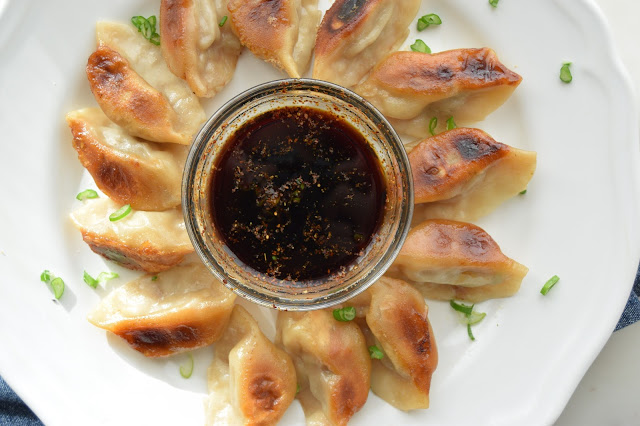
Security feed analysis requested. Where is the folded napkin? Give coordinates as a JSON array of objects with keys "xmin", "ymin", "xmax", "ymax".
[{"xmin": 3, "ymin": 263, "xmax": 640, "ymax": 423}]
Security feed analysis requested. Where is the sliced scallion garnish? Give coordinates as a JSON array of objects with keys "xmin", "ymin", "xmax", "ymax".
[
  {"xmin": 76, "ymin": 189, "xmax": 99, "ymax": 201},
  {"xmin": 219, "ymin": 15, "xmax": 228, "ymax": 27},
  {"xmin": 84, "ymin": 271, "xmax": 119, "ymax": 289},
  {"xmin": 449, "ymin": 300, "xmax": 474, "ymax": 316},
  {"xmin": 467, "ymin": 323, "xmax": 476, "ymax": 341},
  {"xmin": 417, "ymin": 13, "xmax": 442, "ymax": 31},
  {"xmin": 109, "ymin": 204, "xmax": 132, "ymax": 222},
  {"xmin": 41, "ymin": 270, "xmax": 65, "ymax": 299},
  {"xmin": 451, "ymin": 300, "xmax": 486, "ymax": 341},
  {"xmin": 180, "ymin": 353, "xmax": 194, "ymax": 379},
  {"xmin": 83, "ymin": 271, "xmax": 99, "ymax": 289},
  {"xmin": 489, "ymin": 0, "xmax": 499, "ymax": 8},
  {"xmin": 560, "ymin": 62, "xmax": 572, "ymax": 83},
  {"xmin": 428, "ymin": 117, "xmax": 438, "ymax": 136},
  {"xmin": 410, "ymin": 39, "xmax": 431, "ymax": 54},
  {"xmin": 368, "ymin": 345, "xmax": 384, "ymax": 359},
  {"xmin": 296, "ymin": 384, "xmax": 300, "ymax": 395},
  {"xmin": 332, "ymin": 306, "xmax": 356, "ymax": 322},
  {"xmin": 131, "ymin": 15, "xmax": 160, "ymax": 46},
  {"xmin": 519, "ymin": 189, "xmax": 527, "ymax": 195},
  {"xmin": 541, "ymin": 275, "xmax": 560, "ymax": 295},
  {"xmin": 446, "ymin": 116, "xmax": 457, "ymax": 130},
  {"xmin": 151, "ymin": 275, "xmax": 159, "ymax": 281},
  {"xmin": 51, "ymin": 278, "xmax": 65, "ymax": 300}
]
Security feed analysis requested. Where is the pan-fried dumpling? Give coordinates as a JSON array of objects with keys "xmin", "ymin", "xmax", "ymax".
[
  {"xmin": 354, "ymin": 48, "xmax": 522, "ymax": 137},
  {"xmin": 70, "ymin": 198, "xmax": 194, "ymax": 273},
  {"xmin": 339, "ymin": 277, "xmax": 437, "ymax": 411},
  {"xmin": 313, "ymin": 0, "xmax": 421, "ymax": 88},
  {"xmin": 276, "ymin": 310, "xmax": 371, "ymax": 425},
  {"xmin": 410, "ymin": 128, "xmax": 536, "ymax": 223},
  {"xmin": 66, "ymin": 108, "xmax": 187, "ymax": 211},
  {"xmin": 88, "ymin": 262, "xmax": 235, "ymax": 357},
  {"xmin": 227, "ymin": 0, "xmax": 321, "ymax": 78},
  {"xmin": 87, "ymin": 21, "xmax": 206, "ymax": 144},
  {"xmin": 206, "ymin": 305, "xmax": 297, "ymax": 426},
  {"xmin": 160, "ymin": 0, "xmax": 243, "ymax": 97},
  {"xmin": 389, "ymin": 219, "xmax": 528, "ymax": 302}
]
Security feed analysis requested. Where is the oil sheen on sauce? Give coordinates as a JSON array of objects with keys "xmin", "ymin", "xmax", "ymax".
[{"xmin": 210, "ymin": 106, "xmax": 387, "ymax": 282}]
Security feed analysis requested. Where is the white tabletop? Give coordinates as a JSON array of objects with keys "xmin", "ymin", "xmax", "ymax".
[{"xmin": 556, "ymin": 1, "xmax": 640, "ymax": 424}]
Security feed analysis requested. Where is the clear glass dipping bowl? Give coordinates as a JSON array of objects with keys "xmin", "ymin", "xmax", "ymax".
[{"xmin": 182, "ymin": 79, "xmax": 413, "ymax": 310}]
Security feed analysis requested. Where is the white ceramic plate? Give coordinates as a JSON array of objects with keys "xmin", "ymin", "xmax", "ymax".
[{"xmin": 1, "ymin": 0, "xmax": 638, "ymax": 424}]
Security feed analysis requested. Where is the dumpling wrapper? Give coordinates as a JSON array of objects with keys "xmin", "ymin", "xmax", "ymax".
[
  {"xmin": 313, "ymin": 0, "xmax": 421, "ymax": 88},
  {"xmin": 88, "ymin": 262, "xmax": 236, "ymax": 357},
  {"xmin": 276, "ymin": 310, "xmax": 371, "ymax": 426},
  {"xmin": 160, "ymin": 0, "xmax": 243, "ymax": 97},
  {"xmin": 227, "ymin": 0, "xmax": 321, "ymax": 78},
  {"xmin": 354, "ymin": 48, "xmax": 522, "ymax": 137},
  {"xmin": 87, "ymin": 21, "xmax": 206, "ymax": 144},
  {"xmin": 206, "ymin": 305, "xmax": 297, "ymax": 426},
  {"xmin": 66, "ymin": 108, "xmax": 187, "ymax": 211},
  {"xmin": 389, "ymin": 219, "xmax": 529, "ymax": 302},
  {"xmin": 409, "ymin": 128, "xmax": 536, "ymax": 223},
  {"xmin": 70, "ymin": 198, "xmax": 194, "ymax": 273}
]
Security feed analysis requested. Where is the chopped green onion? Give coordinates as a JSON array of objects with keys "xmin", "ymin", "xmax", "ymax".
[
  {"xmin": 410, "ymin": 39, "xmax": 431, "ymax": 54},
  {"xmin": 131, "ymin": 15, "xmax": 160, "ymax": 46},
  {"xmin": 446, "ymin": 116, "xmax": 457, "ymax": 130},
  {"xmin": 219, "ymin": 15, "xmax": 228, "ymax": 27},
  {"xmin": 417, "ymin": 13, "xmax": 442, "ymax": 31},
  {"xmin": 368, "ymin": 345, "xmax": 384, "ymax": 359},
  {"xmin": 151, "ymin": 275, "xmax": 159, "ymax": 281},
  {"xmin": 560, "ymin": 62, "xmax": 572, "ymax": 83},
  {"xmin": 180, "ymin": 353, "xmax": 194, "ymax": 379},
  {"xmin": 450, "ymin": 300, "xmax": 474, "ymax": 316},
  {"xmin": 83, "ymin": 271, "xmax": 99, "ymax": 289},
  {"xmin": 41, "ymin": 270, "xmax": 65, "ymax": 299},
  {"xmin": 332, "ymin": 306, "xmax": 356, "ymax": 322},
  {"xmin": 519, "ymin": 189, "xmax": 527, "ymax": 195},
  {"xmin": 466, "ymin": 311, "xmax": 486, "ymax": 325},
  {"xmin": 541, "ymin": 275, "xmax": 560, "ymax": 295},
  {"xmin": 428, "ymin": 117, "xmax": 438, "ymax": 136},
  {"xmin": 451, "ymin": 300, "xmax": 485, "ymax": 340},
  {"xmin": 76, "ymin": 189, "xmax": 99, "ymax": 201},
  {"xmin": 296, "ymin": 384, "xmax": 300, "ymax": 395},
  {"xmin": 489, "ymin": 0, "xmax": 499, "ymax": 7},
  {"xmin": 51, "ymin": 277, "xmax": 65, "ymax": 299},
  {"xmin": 467, "ymin": 323, "xmax": 476, "ymax": 341},
  {"xmin": 109, "ymin": 204, "xmax": 132, "ymax": 222},
  {"xmin": 84, "ymin": 271, "xmax": 119, "ymax": 289}
]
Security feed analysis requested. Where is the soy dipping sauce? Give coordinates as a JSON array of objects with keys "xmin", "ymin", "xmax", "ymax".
[{"xmin": 209, "ymin": 106, "xmax": 387, "ymax": 282}]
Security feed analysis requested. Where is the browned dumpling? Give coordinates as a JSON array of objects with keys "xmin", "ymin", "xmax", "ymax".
[
  {"xmin": 389, "ymin": 219, "xmax": 528, "ymax": 302},
  {"xmin": 227, "ymin": 0, "xmax": 321, "ymax": 78},
  {"xmin": 70, "ymin": 198, "xmax": 194, "ymax": 273},
  {"xmin": 160, "ymin": 0, "xmax": 243, "ymax": 97},
  {"xmin": 87, "ymin": 21, "xmax": 206, "ymax": 144},
  {"xmin": 313, "ymin": 0, "xmax": 421, "ymax": 88},
  {"xmin": 88, "ymin": 262, "xmax": 236, "ymax": 357},
  {"xmin": 352, "ymin": 277, "xmax": 438, "ymax": 411},
  {"xmin": 409, "ymin": 128, "xmax": 536, "ymax": 223},
  {"xmin": 276, "ymin": 310, "xmax": 371, "ymax": 426},
  {"xmin": 66, "ymin": 108, "xmax": 187, "ymax": 211},
  {"xmin": 206, "ymin": 305, "xmax": 297, "ymax": 426},
  {"xmin": 354, "ymin": 48, "xmax": 523, "ymax": 137}
]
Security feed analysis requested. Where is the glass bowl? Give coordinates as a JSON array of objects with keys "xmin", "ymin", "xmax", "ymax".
[{"xmin": 182, "ymin": 79, "xmax": 413, "ymax": 310}]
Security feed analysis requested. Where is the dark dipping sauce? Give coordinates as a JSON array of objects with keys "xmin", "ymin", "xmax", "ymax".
[{"xmin": 209, "ymin": 106, "xmax": 387, "ymax": 282}]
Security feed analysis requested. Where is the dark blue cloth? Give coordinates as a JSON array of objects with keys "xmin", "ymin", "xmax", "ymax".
[
  {"xmin": 3, "ymin": 262, "xmax": 640, "ymax": 422},
  {"xmin": 0, "ymin": 377, "xmax": 42, "ymax": 425}
]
